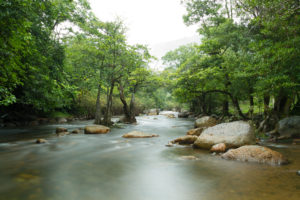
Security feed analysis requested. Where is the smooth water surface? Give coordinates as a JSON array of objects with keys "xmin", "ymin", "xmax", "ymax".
[{"xmin": 0, "ymin": 115, "xmax": 299, "ymax": 200}]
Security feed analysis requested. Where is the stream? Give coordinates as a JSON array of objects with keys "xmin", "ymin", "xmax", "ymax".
[{"xmin": 0, "ymin": 114, "xmax": 299, "ymax": 200}]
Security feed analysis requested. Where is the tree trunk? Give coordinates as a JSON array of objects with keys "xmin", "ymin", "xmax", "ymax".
[
  {"xmin": 201, "ymin": 93, "xmax": 207, "ymax": 114},
  {"xmin": 274, "ymin": 94, "xmax": 291, "ymax": 117},
  {"xmin": 248, "ymin": 94, "xmax": 254, "ymax": 118},
  {"xmin": 103, "ymin": 81, "xmax": 115, "ymax": 126},
  {"xmin": 94, "ymin": 83, "xmax": 102, "ymax": 124},
  {"xmin": 222, "ymin": 100, "xmax": 229, "ymax": 116},
  {"xmin": 263, "ymin": 95, "xmax": 270, "ymax": 116},
  {"xmin": 232, "ymin": 97, "xmax": 246, "ymax": 119},
  {"xmin": 129, "ymin": 91, "xmax": 137, "ymax": 123},
  {"xmin": 118, "ymin": 83, "xmax": 130, "ymax": 120}
]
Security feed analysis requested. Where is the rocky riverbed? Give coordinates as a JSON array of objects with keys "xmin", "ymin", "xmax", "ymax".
[{"xmin": 0, "ymin": 114, "xmax": 299, "ymax": 200}]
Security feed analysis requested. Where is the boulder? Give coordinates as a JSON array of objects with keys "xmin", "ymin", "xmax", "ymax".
[
  {"xmin": 221, "ymin": 145, "xmax": 288, "ymax": 165},
  {"xmin": 194, "ymin": 121, "xmax": 255, "ymax": 149},
  {"xmin": 148, "ymin": 109, "xmax": 159, "ymax": 116},
  {"xmin": 277, "ymin": 116, "xmax": 300, "ymax": 139},
  {"xmin": 178, "ymin": 111, "xmax": 189, "ymax": 118},
  {"xmin": 71, "ymin": 129, "xmax": 80, "ymax": 134},
  {"xmin": 186, "ymin": 127, "xmax": 206, "ymax": 136},
  {"xmin": 56, "ymin": 127, "xmax": 68, "ymax": 133},
  {"xmin": 57, "ymin": 118, "xmax": 67, "ymax": 124},
  {"xmin": 166, "ymin": 114, "xmax": 175, "ymax": 118},
  {"xmin": 84, "ymin": 125, "xmax": 110, "ymax": 134},
  {"xmin": 210, "ymin": 143, "xmax": 226, "ymax": 153},
  {"xmin": 194, "ymin": 116, "xmax": 217, "ymax": 128},
  {"xmin": 170, "ymin": 135, "xmax": 198, "ymax": 145},
  {"xmin": 36, "ymin": 138, "xmax": 47, "ymax": 144},
  {"xmin": 122, "ymin": 131, "xmax": 158, "ymax": 138}
]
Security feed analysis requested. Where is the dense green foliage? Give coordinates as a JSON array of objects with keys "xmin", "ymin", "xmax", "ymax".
[
  {"xmin": 161, "ymin": 0, "xmax": 300, "ymax": 121},
  {"xmin": 1, "ymin": 0, "xmax": 299, "ymax": 127}
]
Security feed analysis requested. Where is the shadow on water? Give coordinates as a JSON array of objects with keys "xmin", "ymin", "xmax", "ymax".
[{"xmin": 0, "ymin": 114, "xmax": 299, "ymax": 200}]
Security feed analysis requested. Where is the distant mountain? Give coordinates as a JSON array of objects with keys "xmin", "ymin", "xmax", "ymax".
[
  {"xmin": 149, "ymin": 35, "xmax": 201, "ymax": 71},
  {"xmin": 150, "ymin": 35, "xmax": 201, "ymax": 59}
]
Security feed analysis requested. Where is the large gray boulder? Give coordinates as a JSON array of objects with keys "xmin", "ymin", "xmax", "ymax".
[
  {"xmin": 277, "ymin": 116, "xmax": 300, "ymax": 139},
  {"xmin": 194, "ymin": 121, "xmax": 255, "ymax": 149},
  {"xmin": 194, "ymin": 116, "xmax": 217, "ymax": 128},
  {"xmin": 221, "ymin": 145, "xmax": 288, "ymax": 165}
]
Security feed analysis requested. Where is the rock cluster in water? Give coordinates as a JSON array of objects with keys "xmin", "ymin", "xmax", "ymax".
[{"xmin": 168, "ymin": 116, "xmax": 288, "ymax": 166}]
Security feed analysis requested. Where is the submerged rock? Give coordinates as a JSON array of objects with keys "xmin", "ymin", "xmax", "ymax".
[
  {"xmin": 165, "ymin": 142, "xmax": 174, "ymax": 147},
  {"xmin": 56, "ymin": 127, "xmax": 68, "ymax": 133},
  {"xmin": 170, "ymin": 135, "xmax": 198, "ymax": 145},
  {"xmin": 194, "ymin": 116, "xmax": 217, "ymax": 128},
  {"xmin": 194, "ymin": 121, "xmax": 255, "ymax": 149},
  {"xmin": 186, "ymin": 127, "xmax": 206, "ymax": 136},
  {"xmin": 71, "ymin": 129, "xmax": 80, "ymax": 134},
  {"xmin": 35, "ymin": 138, "xmax": 47, "ymax": 144},
  {"xmin": 84, "ymin": 125, "xmax": 110, "ymax": 134},
  {"xmin": 210, "ymin": 143, "xmax": 226, "ymax": 153},
  {"xmin": 122, "ymin": 131, "xmax": 159, "ymax": 138},
  {"xmin": 221, "ymin": 145, "xmax": 288, "ymax": 165},
  {"xmin": 166, "ymin": 114, "xmax": 176, "ymax": 118},
  {"xmin": 57, "ymin": 132, "xmax": 69, "ymax": 136},
  {"xmin": 277, "ymin": 116, "xmax": 300, "ymax": 139},
  {"xmin": 179, "ymin": 156, "xmax": 198, "ymax": 160}
]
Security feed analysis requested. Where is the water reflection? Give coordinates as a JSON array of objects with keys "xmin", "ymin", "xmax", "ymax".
[{"xmin": 0, "ymin": 115, "xmax": 299, "ymax": 200}]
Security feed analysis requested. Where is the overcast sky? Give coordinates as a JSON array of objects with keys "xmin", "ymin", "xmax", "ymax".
[{"xmin": 88, "ymin": 0, "xmax": 198, "ymax": 46}]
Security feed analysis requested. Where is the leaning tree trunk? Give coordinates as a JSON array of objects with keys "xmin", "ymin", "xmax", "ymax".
[
  {"xmin": 231, "ymin": 97, "xmax": 247, "ymax": 119},
  {"xmin": 118, "ymin": 83, "xmax": 131, "ymax": 122}
]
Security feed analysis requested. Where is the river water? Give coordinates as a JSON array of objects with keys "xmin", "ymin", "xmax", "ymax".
[{"xmin": 0, "ymin": 114, "xmax": 299, "ymax": 200}]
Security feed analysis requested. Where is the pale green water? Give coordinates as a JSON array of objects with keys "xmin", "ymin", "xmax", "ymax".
[{"xmin": 0, "ymin": 115, "xmax": 299, "ymax": 200}]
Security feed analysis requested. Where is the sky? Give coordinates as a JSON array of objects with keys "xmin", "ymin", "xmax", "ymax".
[{"xmin": 88, "ymin": 0, "xmax": 198, "ymax": 47}]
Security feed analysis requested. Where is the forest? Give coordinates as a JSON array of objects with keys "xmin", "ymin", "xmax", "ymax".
[{"xmin": 1, "ymin": 0, "xmax": 300, "ymax": 132}]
